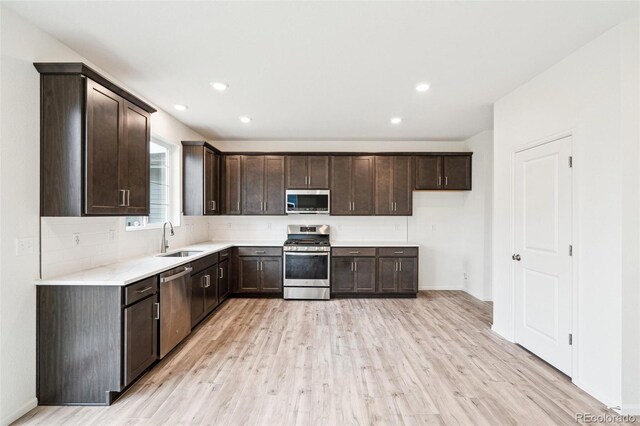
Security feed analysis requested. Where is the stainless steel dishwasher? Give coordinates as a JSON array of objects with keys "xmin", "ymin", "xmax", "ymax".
[{"xmin": 159, "ymin": 264, "xmax": 192, "ymax": 358}]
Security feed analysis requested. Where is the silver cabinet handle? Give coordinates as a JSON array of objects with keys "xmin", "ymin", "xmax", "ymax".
[
  {"xmin": 260, "ymin": 261, "xmax": 263, "ymax": 271},
  {"xmin": 154, "ymin": 302, "xmax": 160, "ymax": 320},
  {"xmin": 213, "ymin": 200, "xmax": 216, "ymax": 211},
  {"xmin": 201, "ymin": 275, "xmax": 207, "ymax": 288},
  {"xmin": 219, "ymin": 267, "xmax": 224, "ymax": 279},
  {"xmin": 127, "ymin": 190, "xmax": 131, "ymax": 206},
  {"xmin": 136, "ymin": 286, "xmax": 153, "ymax": 294},
  {"xmin": 354, "ymin": 261, "xmax": 357, "ymax": 272},
  {"xmin": 445, "ymin": 176, "xmax": 448, "ymax": 187},
  {"xmin": 119, "ymin": 189, "xmax": 127, "ymax": 207},
  {"xmin": 399, "ymin": 261, "xmax": 402, "ymax": 272},
  {"xmin": 237, "ymin": 202, "xmax": 240, "ymax": 211},
  {"xmin": 160, "ymin": 266, "xmax": 193, "ymax": 283},
  {"xmin": 351, "ymin": 261, "xmax": 354, "ymax": 272},
  {"xmin": 308, "ymin": 175, "xmax": 312, "ymax": 186},
  {"xmin": 438, "ymin": 176, "xmax": 442, "ymax": 187},
  {"xmin": 305, "ymin": 176, "xmax": 308, "ymax": 185},
  {"xmin": 395, "ymin": 261, "xmax": 398, "ymax": 272},
  {"xmin": 394, "ymin": 251, "xmax": 404, "ymax": 254},
  {"xmin": 348, "ymin": 251, "xmax": 360, "ymax": 254},
  {"xmin": 255, "ymin": 250, "xmax": 266, "ymax": 254}
]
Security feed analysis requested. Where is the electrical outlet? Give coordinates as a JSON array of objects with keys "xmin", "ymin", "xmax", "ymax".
[
  {"xmin": 463, "ymin": 272, "xmax": 468, "ymax": 280},
  {"xmin": 108, "ymin": 229, "xmax": 116, "ymax": 241},
  {"xmin": 73, "ymin": 233, "xmax": 80, "ymax": 246},
  {"xmin": 15, "ymin": 237, "xmax": 34, "ymax": 256}
]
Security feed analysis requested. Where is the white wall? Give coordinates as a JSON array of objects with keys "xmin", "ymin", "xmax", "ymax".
[
  {"xmin": 0, "ymin": 7, "xmax": 209, "ymax": 424},
  {"xmin": 493, "ymin": 18, "xmax": 639, "ymax": 413},
  {"xmin": 208, "ymin": 136, "xmax": 493, "ymax": 296}
]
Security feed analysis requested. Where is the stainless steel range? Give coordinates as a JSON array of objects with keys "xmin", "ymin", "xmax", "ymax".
[{"xmin": 283, "ymin": 225, "xmax": 330, "ymax": 300}]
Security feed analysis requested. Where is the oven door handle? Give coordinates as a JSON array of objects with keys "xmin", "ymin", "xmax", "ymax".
[{"xmin": 284, "ymin": 252, "xmax": 329, "ymax": 256}]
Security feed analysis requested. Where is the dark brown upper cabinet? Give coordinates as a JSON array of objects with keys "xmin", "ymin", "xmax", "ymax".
[
  {"xmin": 242, "ymin": 156, "xmax": 285, "ymax": 215},
  {"xmin": 222, "ymin": 155, "xmax": 242, "ymax": 215},
  {"xmin": 330, "ymin": 156, "xmax": 374, "ymax": 215},
  {"xmin": 374, "ymin": 156, "xmax": 413, "ymax": 215},
  {"xmin": 182, "ymin": 141, "xmax": 220, "ymax": 216},
  {"xmin": 36, "ymin": 63, "xmax": 155, "ymax": 216},
  {"xmin": 285, "ymin": 155, "xmax": 330, "ymax": 189},
  {"xmin": 415, "ymin": 154, "xmax": 472, "ymax": 191}
]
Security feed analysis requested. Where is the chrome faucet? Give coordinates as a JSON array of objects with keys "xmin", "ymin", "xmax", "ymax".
[{"xmin": 161, "ymin": 221, "xmax": 175, "ymax": 253}]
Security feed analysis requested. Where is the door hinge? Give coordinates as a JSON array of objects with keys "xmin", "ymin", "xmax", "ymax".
[
  {"xmin": 569, "ymin": 245, "xmax": 573, "ymax": 256},
  {"xmin": 568, "ymin": 156, "xmax": 573, "ymax": 168},
  {"xmin": 569, "ymin": 334, "xmax": 573, "ymax": 345}
]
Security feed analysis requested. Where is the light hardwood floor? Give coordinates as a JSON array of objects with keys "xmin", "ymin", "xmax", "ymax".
[{"xmin": 17, "ymin": 291, "xmax": 620, "ymax": 425}]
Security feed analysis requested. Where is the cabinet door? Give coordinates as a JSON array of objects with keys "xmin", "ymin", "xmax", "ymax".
[
  {"xmin": 331, "ymin": 258, "xmax": 355, "ymax": 293},
  {"xmin": 330, "ymin": 156, "xmax": 352, "ymax": 215},
  {"xmin": 124, "ymin": 294, "xmax": 158, "ymax": 386},
  {"xmin": 415, "ymin": 156, "xmax": 442, "ymax": 190},
  {"xmin": 243, "ymin": 156, "xmax": 265, "ymax": 214},
  {"xmin": 260, "ymin": 257, "xmax": 282, "ymax": 292},
  {"xmin": 352, "ymin": 156, "xmax": 374, "ymax": 215},
  {"xmin": 121, "ymin": 100, "xmax": 150, "ymax": 215},
  {"xmin": 190, "ymin": 270, "xmax": 206, "ymax": 327},
  {"xmin": 393, "ymin": 156, "xmax": 413, "ymax": 215},
  {"xmin": 374, "ymin": 156, "xmax": 394, "ymax": 215},
  {"xmin": 85, "ymin": 79, "xmax": 123, "ymax": 214},
  {"xmin": 286, "ymin": 156, "xmax": 308, "ymax": 189},
  {"xmin": 378, "ymin": 258, "xmax": 398, "ymax": 292},
  {"xmin": 354, "ymin": 258, "xmax": 376, "ymax": 292},
  {"xmin": 218, "ymin": 259, "xmax": 230, "ymax": 301},
  {"xmin": 308, "ymin": 156, "xmax": 330, "ymax": 189},
  {"xmin": 204, "ymin": 266, "xmax": 219, "ymax": 313},
  {"xmin": 224, "ymin": 155, "xmax": 242, "ymax": 215},
  {"xmin": 443, "ymin": 155, "xmax": 471, "ymax": 190},
  {"xmin": 397, "ymin": 258, "xmax": 418, "ymax": 293},
  {"xmin": 264, "ymin": 156, "xmax": 285, "ymax": 215},
  {"xmin": 204, "ymin": 149, "xmax": 219, "ymax": 214},
  {"xmin": 238, "ymin": 257, "xmax": 261, "ymax": 292}
]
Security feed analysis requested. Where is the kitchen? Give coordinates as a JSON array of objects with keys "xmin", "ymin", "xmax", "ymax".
[{"xmin": 1, "ymin": 1, "xmax": 639, "ymax": 425}]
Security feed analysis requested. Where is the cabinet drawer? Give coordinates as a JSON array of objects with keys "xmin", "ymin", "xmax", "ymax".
[
  {"xmin": 237, "ymin": 247, "xmax": 282, "ymax": 257},
  {"xmin": 332, "ymin": 247, "xmax": 376, "ymax": 257},
  {"xmin": 124, "ymin": 276, "xmax": 158, "ymax": 306},
  {"xmin": 192, "ymin": 253, "xmax": 219, "ymax": 274},
  {"xmin": 218, "ymin": 249, "xmax": 231, "ymax": 260},
  {"xmin": 378, "ymin": 247, "xmax": 418, "ymax": 257}
]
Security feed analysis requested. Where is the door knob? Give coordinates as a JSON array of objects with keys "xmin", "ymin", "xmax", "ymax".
[{"xmin": 512, "ymin": 254, "xmax": 521, "ymax": 261}]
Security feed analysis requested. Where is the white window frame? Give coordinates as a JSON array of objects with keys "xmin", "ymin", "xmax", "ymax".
[{"xmin": 125, "ymin": 136, "xmax": 180, "ymax": 231}]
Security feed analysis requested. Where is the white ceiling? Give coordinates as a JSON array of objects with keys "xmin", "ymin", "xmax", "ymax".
[{"xmin": 6, "ymin": 1, "xmax": 638, "ymax": 141}]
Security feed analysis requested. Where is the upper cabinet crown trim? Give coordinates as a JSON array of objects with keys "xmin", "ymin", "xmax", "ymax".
[{"xmin": 34, "ymin": 62, "xmax": 157, "ymax": 114}]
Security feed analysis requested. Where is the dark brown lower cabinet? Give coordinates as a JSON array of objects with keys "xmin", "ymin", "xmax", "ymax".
[
  {"xmin": 331, "ymin": 257, "xmax": 376, "ymax": 294},
  {"xmin": 37, "ymin": 277, "xmax": 160, "ymax": 405},
  {"xmin": 191, "ymin": 260, "xmax": 220, "ymax": 327},
  {"xmin": 236, "ymin": 248, "xmax": 283, "ymax": 293},
  {"xmin": 332, "ymin": 247, "xmax": 419, "ymax": 296},
  {"xmin": 124, "ymin": 294, "xmax": 158, "ymax": 386},
  {"xmin": 378, "ymin": 257, "xmax": 418, "ymax": 293},
  {"xmin": 218, "ymin": 259, "xmax": 230, "ymax": 301}
]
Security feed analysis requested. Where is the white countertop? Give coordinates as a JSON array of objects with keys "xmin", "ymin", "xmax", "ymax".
[
  {"xmin": 37, "ymin": 241, "xmax": 283, "ymax": 287},
  {"xmin": 37, "ymin": 239, "xmax": 417, "ymax": 286},
  {"xmin": 331, "ymin": 241, "xmax": 420, "ymax": 247}
]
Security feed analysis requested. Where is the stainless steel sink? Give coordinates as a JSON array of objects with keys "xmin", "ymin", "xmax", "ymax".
[{"xmin": 158, "ymin": 250, "xmax": 203, "ymax": 258}]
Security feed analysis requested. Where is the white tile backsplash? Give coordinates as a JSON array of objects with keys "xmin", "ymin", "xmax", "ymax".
[{"xmin": 41, "ymin": 216, "xmax": 211, "ymax": 279}]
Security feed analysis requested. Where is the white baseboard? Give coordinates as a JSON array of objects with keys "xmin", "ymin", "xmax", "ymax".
[
  {"xmin": 2, "ymin": 397, "xmax": 37, "ymax": 425},
  {"xmin": 572, "ymin": 378, "xmax": 620, "ymax": 413},
  {"xmin": 616, "ymin": 405, "xmax": 640, "ymax": 415}
]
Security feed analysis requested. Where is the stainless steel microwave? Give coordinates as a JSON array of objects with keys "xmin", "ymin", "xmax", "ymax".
[{"xmin": 286, "ymin": 190, "xmax": 330, "ymax": 214}]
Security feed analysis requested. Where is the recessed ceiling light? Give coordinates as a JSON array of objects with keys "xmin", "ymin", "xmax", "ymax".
[
  {"xmin": 239, "ymin": 116, "xmax": 252, "ymax": 124},
  {"xmin": 174, "ymin": 104, "xmax": 188, "ymax": 111},
  {"xmin": 210, "ymin": 82, "xmax": 228, "ymax": 92},
  {"xmin": 390, "ymin": 117, "xmax": 402, "ymax": 125},
  {"xmin": 415, "ymin": 82, "xmax": 430, "ymax": 92}
]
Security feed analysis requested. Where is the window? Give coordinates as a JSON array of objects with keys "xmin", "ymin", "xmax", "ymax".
[{"xmin": 126, "ymin": 140, "xmax": 173, "ymax": 229}]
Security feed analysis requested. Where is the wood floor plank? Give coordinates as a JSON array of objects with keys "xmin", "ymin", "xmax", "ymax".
[{"xmin": 15, "ymin": 291, "xmax": 618, "ymax": 425}]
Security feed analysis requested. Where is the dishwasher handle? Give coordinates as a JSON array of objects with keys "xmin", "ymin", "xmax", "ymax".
[{"xmin": 160, "ymin": 266, "xmax": 193, "ymax": 283}]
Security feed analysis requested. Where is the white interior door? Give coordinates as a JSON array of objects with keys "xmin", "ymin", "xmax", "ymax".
[{"xmin": 514, "ymin": 136, "xmax": 573, "ymax": 375}]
